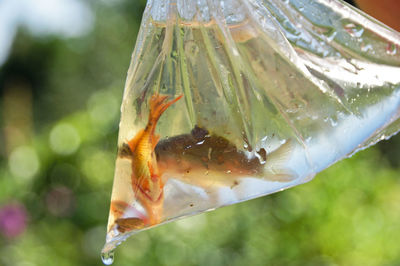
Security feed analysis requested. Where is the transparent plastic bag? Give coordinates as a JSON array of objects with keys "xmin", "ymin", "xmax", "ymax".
[{"xmin": 102, "ymin": 0, "xmax": 400, "ymax": 263}]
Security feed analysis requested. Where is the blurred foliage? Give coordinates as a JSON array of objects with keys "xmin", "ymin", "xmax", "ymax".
[{"xmin": 0, "ymin": 0, "xmax": 400, "ymax": 265}]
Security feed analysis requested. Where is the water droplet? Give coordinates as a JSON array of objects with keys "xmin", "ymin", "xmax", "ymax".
[{"xmin": 101, "ymin": 251, "xmax": 114, "ymax": 265}]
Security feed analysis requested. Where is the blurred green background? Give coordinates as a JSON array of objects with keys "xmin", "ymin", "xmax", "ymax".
[{"xmin": 0, "ymin": 0, "xmax": 400, "ymax": 265}]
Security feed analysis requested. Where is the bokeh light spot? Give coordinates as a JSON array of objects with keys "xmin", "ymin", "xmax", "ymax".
[
  {"xmin": 8, "ymin": 146, "xmax": 40, "ymax": 180},
  {"xmin": 0, "ymin": 202, "xmax": 28, "ymax": 239},
  {"xmin": 81, "ymin": 149, "xmax": 114, "ymax": 185},
  {"xmin": 45, "ymin": 186, "xmax": 75, "ymax": 217},
  {"xmin": 49, "ymin": 123, "xmax": 81, "ymax": 155},
  {"xmin": 87, "ymin": 90, "xmax": 119, "ymax": 129}
]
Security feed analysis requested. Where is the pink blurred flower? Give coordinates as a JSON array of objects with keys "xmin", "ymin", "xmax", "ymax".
[{"xmin": 0, "ymin": 202, "xmax": 28, "ymax": 239}]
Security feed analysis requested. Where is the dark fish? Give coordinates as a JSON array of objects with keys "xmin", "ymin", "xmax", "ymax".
[
  {"xmin": 153, "ymin": 126, "xmax": 295, "ymax": 188},
  {"xmin": 155, "ymin": 126, "xmax": 265, "ymax": 176}
]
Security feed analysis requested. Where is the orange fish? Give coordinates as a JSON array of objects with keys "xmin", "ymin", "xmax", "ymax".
[
  {"xmin": 110, "ymin": 94, "xmax": 182, "ymax": 231},
  {"xmin": 129, "ymin": 94, "xmax": 182, "ymax": 225}
]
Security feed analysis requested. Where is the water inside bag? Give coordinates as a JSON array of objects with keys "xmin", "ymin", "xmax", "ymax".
[{"xmin": 102, "ymin": 0, "xmax": 400, "ymax": 262}]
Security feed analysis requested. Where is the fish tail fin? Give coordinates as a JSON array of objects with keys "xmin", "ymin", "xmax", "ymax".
[
  {"xmin": 148, "ymin": 94, "xmax": 183, "ymax": 127},
  {"xmin": 263, "ymin": 139, "xmax": 297, "ymax": 182}
]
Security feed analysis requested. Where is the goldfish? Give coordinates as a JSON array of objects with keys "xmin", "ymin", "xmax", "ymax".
[{"xmin": 109, "ymin": 94, "xmax": 182, "ymax": 233}]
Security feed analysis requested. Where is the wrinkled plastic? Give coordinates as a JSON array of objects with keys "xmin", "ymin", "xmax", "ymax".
[{"xmin": 102, "ymin": 0, "xmax": 400, "ymax": 261}]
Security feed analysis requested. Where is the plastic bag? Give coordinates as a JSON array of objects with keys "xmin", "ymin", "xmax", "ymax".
[{"xmin": 102, "ymin": 0, "xmax": 400, "ymax": 263}]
